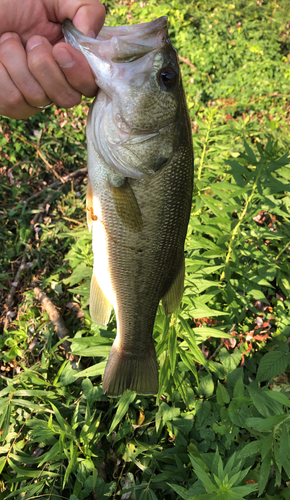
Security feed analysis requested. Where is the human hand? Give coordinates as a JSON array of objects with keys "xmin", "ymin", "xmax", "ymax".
[{"xmin": 0, "ymin": 0, "xmax": 105, "ymax": 119}]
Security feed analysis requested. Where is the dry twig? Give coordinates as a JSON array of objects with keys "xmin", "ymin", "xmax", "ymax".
[
  {"xmin": 10, "ymin": 131, "xmax": 62, "ymax": 179},
  {"xmin": 178, "ymin": 55, "xmax": 197, "ymax": 70},
  {"xmin": 33, "ymin": 286, "xmax": 79, "ymax": 368},
  {"xmin": 25, "ymin": 167, "xmax": 88, "ymax": 204}
]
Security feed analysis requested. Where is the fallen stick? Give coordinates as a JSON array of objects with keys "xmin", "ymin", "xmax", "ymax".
[
  {"xmin": 25, "ymin": 167, "xmax": 88, "ymax": 204},
  {"xmin": 178, "ymin": 55, "xmax": 197, "ymax": 70},
  {"xmin": 33, "ymin": 286, "xmax": 79, "ymax": 368}
]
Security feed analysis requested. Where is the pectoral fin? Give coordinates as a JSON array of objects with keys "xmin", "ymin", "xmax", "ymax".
[
  {"xmin": 109, "ymin": 178, "xmax": 143, "ymax": 232},
  {"xmin": 86, "ymin": 179, "xmax": 94, "ymax": 233},
  {"xmin": 162, "ymin": 256, "xmax": 185, "ymax": 316},
  {"xmin": 90, "ymin": 273, "xmax": 112, "ymax": 326}
]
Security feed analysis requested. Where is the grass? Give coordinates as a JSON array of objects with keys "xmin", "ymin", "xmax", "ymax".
[{"xmin": 1, "ymin": 0, "xmax": 290, "ymax": 498}]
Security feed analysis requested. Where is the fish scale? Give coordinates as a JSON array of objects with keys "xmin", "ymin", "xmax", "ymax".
[{"xmin": 63, "ymin": 17, "xmax": 193, "ymax": 396}]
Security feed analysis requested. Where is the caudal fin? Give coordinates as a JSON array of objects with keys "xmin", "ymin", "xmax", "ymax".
[{"xmin": 102, "ymin": 342, "xmax": 158, "ymax": 397}]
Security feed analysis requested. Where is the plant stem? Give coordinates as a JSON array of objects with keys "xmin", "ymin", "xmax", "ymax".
[
  {"xmin": 275, "ymin": 240, "xmax": 290, "ymax": 262},
  {"xmin": 197, "ymin": 108, "xmax": 216, "ymax": 182},
  {"xmin": 220, "ymin": 162, "xmax": 264, "ymax": 281}
]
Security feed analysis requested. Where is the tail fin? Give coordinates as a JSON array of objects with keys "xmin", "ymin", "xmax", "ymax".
[{"xmin": 102, "ymin": 342, "xmax": 158, "ymax": 397}]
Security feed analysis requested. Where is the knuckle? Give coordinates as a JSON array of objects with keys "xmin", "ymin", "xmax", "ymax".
[
  {"xmin": 28, "ymin": 53, "xmax": 47, "ymax": 74},
  {"xmin": 0, "ymin": 91, "xmax": 25, "ymax": 118},
  {"xmin": 24, "ymin": 81, "xmax": 47, "ymax": 106},
  {"xmin": 6, "ymin": 88, "xmax": 23, "ymax": 109},
  {"xmin": 54, "ymin": 90, "xmax": 81, "ymax": 109},
  {"xmin": 0, "ymin": 39, "xmax": 19, "ymax": 59}
]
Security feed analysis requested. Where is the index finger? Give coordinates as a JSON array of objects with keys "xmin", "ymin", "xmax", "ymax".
[{"xmin": 43, "ymin": 0, "xmax": 106, "ymax": 37}]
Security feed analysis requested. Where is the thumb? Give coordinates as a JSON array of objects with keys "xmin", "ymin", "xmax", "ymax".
[
  {"xmin": 45, "ymin": 0, "xmax": 106, "ymax": 37},
  {"xmin": 72, "ymin": 1, "xmax": 106, "ymax": 37}
]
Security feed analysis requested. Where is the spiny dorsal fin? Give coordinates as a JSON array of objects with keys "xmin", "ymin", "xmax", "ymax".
[
  {"xmin": 162, "ymin": 255, "xmax": 185, "ymax": 316},
  {"xmin": 90, "ymin": 273, "xmax": 112, "ymax": 326},
  {"xmin": 108, "ymin": 178, "xmax": 143, "ymax": 232}
]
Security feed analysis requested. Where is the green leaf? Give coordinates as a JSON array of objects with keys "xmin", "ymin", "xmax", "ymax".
[
  {"xmin": 107, "ymin": 390, "xmax": 136, "ymax": 435},
  {"xmin": 216, "ymin": 382, "xmax": 230, "ymax": 405},
  {"xmin": 258, "ymin": 449, "xmax": 271, "ymax": 495},
  {"xmin": 256, "ymin": 351, "xmax": 289, "ymax": 382},
  {"xmin": 265, "ymin": 390, "xmax": 290, "ymax": 409},
  {"xmin": 247, "ymin": 386, "xmax": 271, "ymax": 417},
  {"xmin": 75, "ymin": 361, "xmax": 107, "ymax": 378},
  {"xmin": 246, "ymin": 414, "xmax": 289, "ymax": 432},
  {"xmin": 198, "ymin": 374, "xmax": 214, "ymax": 398},
  {"xmin": 243, "ymin": 139, "xmax": 257, "ymax": 163},
  {"xmin": 81, "ymin": 378, "xmax": 99, "ymax": 406},
  {"xmin": 219, "ymin": 348, "xmax": 242, "ymax": 372},
  {"xmin": 178, "ymin": 316, "xmax": 206, "ymax": 367},
  {"xmin": 63, "ymin": 440, "xmax": 78, "ymax": 487},
  {"xmin": 189, "ymin": 456, "xmax": 216, "ymax": 492},
  {"xmin": 237, "ymin": 439, "xmax": 262, "ymax": 460},
  {"xmin": 0, "ymin": 457, "xmax": 6, "ymax": 475},
  {"xmin": 167, "ymin": 483, "xmax": 193, "ymax": 500},
  {"xmin": 169, "ymin": 326, "xmax": 177, "ymax": 374}
]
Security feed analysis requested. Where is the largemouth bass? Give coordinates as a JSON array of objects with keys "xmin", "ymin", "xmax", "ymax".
[{"xmin": 63, "ymin": 17, "xmax": 193, "ymax": 397}]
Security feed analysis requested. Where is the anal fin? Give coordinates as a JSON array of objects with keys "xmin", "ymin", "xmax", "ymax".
[
  {"xmin": 162, "ymin": 255, "xmax": 185, "ymax": 316},
  {"xmin": 90, "ymin": 273, "xmax": 112, "ymax": 326},
  {"xmin": 108, "ymin": 178, "xmax": 142, "ymax": 232}
]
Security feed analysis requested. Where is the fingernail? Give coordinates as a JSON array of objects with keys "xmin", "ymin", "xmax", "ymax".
[
  {"xmin": 0, "ymin": 33, "xmax": 13, "ymax": 43},
  {"xmin": 26, "ymin": 36, "xmax": 43, "ymax": 52},
  {"xmin": 54, "ymin": 48, "xmax": 75, "ymax": 69}
]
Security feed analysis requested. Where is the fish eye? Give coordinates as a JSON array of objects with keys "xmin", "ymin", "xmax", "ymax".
[{"xmin": 159, "ymin": 68, "xmax": 177, "ymax": 89}]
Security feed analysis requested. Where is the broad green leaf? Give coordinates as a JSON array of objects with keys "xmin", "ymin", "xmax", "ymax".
[
  {"xmin": 256, "ymin": 351, "xmax": 289, "ymax": 382},
  {"xmin": 219, "ymin": 349, "xmax": 242, "ymax": 372},
  {"xmin": 231, "ymin": 484, "xmax": 258, "ymax": 495},
  {"xmin": 233, "ymin": 377, "xmax": 244, "ymax": 399},
  {"xmin": 236, "ymin": 439, "xmax": 262, "ymax": 460},
  {"xmin": 198, "ymin": 374, "xmax": 214, "ymax": 398},
  {"xmin": 81, "ymin": 378, "xmax": 99, "ymax": 406},
  {"xmin": 280, "ymin": 423, "xmax": 290, "ymax": 477},
  {"xmin": 265, "ymin": 390, "xmax": 290, "ymax": 409},
  {"xmin": 246, "ymin": 414, "xmax": 289, "ymax": 432},
  {"xmin": 247, "ymin": 386, "xmax": 271, "ymax": 417},
  {"xmin": 216, "ymin": 382, "xmax": 230, "ymax": 406}
]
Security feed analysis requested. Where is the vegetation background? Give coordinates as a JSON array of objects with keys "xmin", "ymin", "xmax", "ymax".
[{"xmin": 0, "ymin": 0, "xmax": 290, "ymax": 498}]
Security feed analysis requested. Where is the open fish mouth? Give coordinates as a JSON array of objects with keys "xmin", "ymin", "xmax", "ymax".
[
  {"xmin": 62, "ymin": 17, "xmax": 174, "ymax": 95},
  {"xmin": 63, "ymin": 17, "xmax": 169, "ymax": 66}
]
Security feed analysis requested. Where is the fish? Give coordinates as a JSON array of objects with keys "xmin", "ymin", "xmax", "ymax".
[{"xmin": 62, "ymin": 16, "xmax": 194, "ymax": 397}]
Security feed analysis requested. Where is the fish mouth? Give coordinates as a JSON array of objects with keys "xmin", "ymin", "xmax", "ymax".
[{"xmin": 63, "ymin": 17, "xmax": 169, "ymax": 59}]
